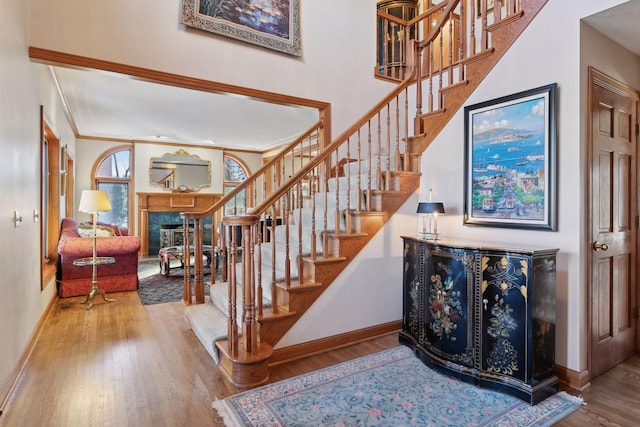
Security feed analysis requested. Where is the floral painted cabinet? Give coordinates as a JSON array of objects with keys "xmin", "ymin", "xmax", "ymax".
[{"xmin": 400, "ymin": 237, "xmax": 559, "ymax": 404}]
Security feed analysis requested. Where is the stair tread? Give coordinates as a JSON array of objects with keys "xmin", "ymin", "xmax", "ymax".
[
  {"xmin": 258, "ymin": 308, "xmax": 298, "ymax": 323},
  {"xmin": 274, "ymin": 281, "xmax": 323, "ymax": 292},
  {"xmin": 302, "ymin": 255, "xmax": 347, "ymax": 264},
  {"xmin": 349, "ymin": 211, "xmax": 386, "ymax": 217},
  {"xmin": 462, "ymin": 48, "xmax": 495, "ymax": 65},
  {"xmin": 324, "ymin": 231, "xmax": 368, "ymax": 239}
]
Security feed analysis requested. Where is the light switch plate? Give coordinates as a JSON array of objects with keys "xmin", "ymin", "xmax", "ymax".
[{"xmin": 15, "ymin": 211, "xmax": 23, "ymax": 228}]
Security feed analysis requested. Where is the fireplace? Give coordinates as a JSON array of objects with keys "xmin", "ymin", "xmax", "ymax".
[
  {"xmin": 148, "ymin": 213, "xmax": 201, "ymax": 255},
  {"xmin": 160, "ymin": 223, "xmax": 194, "ymax": 248},
  {"xmin": 137, "ymin": 192, "xmax": 221, "ymax": 256}
]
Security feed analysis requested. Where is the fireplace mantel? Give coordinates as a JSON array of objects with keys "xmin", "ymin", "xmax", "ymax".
[{"xmin": 137, "ymin": 192, "xmax": 221, "ymax": 256}]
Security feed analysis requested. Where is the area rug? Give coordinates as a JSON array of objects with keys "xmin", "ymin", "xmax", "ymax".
[
  {"xmin": 137, "ymin": 259, "xmax": 219, "ymax": 305},
  {"xmin": 213, "ymin": 346, "xmax": 582, "ymax": 427}
]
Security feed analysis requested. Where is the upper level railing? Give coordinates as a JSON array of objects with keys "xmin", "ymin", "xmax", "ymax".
[{"xmin": 378, "ymin": 0, "xmax": 523, "ymax": 127}]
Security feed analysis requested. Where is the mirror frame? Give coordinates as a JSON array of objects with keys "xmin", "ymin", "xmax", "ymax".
[{"xmin": 149, "ymin": 149, "xmax": 211, "ymax": 192}]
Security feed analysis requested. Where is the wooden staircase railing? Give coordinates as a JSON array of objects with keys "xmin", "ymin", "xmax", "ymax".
[
  {"xmin": 183, "ymin": 0, "xmax": 547, "ymax": 387},
  {"xmin": 180, "ymin": 119, "xmax": 327, "ymax": 304}
]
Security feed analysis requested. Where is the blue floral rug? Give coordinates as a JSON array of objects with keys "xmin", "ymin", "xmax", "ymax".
[{"xmin": 213, "ymin": 346, "xmax": 582, "ymax": 426}]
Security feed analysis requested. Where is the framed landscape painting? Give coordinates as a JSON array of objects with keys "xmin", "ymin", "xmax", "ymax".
[
  {"xmin": 463, "ymin": 83, "xmax": 557, "ymax": 230},
  {"xmin": 181, "ymin": 0, "xmax": 301, "ymax": 56}
]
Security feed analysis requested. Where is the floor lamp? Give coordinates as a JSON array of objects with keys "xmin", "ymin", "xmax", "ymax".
[{"xmin": 77, "ymin": 190, "xmax": 116, "ymax": 309}]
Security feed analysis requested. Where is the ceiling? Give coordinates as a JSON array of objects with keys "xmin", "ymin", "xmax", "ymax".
[
  {"xmin": 42, "ymin": 1, "xmax": 638, "ymax": 153},
  {"xmin": 583, "ymin": 1, "xmax": 640, "ymax": 57},
  {"xmin": 48, "ymin": 65, "xmax": 320, "ymax": 152}
]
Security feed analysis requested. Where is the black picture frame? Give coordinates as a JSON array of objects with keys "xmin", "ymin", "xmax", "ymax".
[{"xmin": 463, "ymin": 83, "xmax": 557, "ymax": 231}]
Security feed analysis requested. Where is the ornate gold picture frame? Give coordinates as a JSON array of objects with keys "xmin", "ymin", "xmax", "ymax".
[{"xmin": 181, "ymin": 0, "xmax": 301, "ymax": 56}]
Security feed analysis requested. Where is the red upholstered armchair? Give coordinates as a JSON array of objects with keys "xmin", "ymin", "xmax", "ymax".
[{"xmin": 57, "ymin": 217, "xmax": 141, "ymax": 297}]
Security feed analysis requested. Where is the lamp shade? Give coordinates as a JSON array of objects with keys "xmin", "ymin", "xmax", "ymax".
[
  {"xmin": 417, "ymin": 202, "xmax": 445, "ymax": 214},
  {"xmin": 78, "ymin": 190, "xmax": 112, "ymax": 213}
]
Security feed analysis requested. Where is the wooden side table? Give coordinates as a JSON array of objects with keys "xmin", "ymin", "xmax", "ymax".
[
  {"xmin": 72, "ymin": 256, "xmax": 116, "ymax": 310},
  {"xmin": 158, "ymin": 245, "xmax": 213, "ymax": 276}
]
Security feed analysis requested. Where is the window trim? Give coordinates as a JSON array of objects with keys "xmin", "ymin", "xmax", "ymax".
[
  {"xmin": 91, "ymin": 145, "xmax": 135, "ymax": 232},
  {"xmin": 41, "ymin": 113, "xmax": 60, "ymax": 290},
  {"xmin": 223, "ymin": 153, "xmax": 251, "ymax": 213}
]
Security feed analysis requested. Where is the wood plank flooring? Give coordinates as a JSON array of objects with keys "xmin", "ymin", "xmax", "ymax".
[{"xmin": 0, "ymin": 289, "xmax": 638, "ymax": 426}]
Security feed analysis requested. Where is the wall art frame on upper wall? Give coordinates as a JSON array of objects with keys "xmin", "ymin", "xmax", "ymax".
[
  {"xmin": 181, "ymin": 0, "xmax": 301, "ymax": 56},
  {"xmin": 463, "ymin": 83, "xmax": 558, "ymax": 231}
]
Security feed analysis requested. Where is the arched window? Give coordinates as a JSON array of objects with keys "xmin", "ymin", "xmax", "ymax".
[
  {"xmin": 224, "ymin": 154, "xmax": 249, "ymax": 214},
  {"xmin": 92, "ymin": 146, "xmax": 133, "ymax": 230}
]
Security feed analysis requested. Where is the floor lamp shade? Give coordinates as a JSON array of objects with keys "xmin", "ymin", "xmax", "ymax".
[
  {"xmin": 79, "ymin": 190, "xmax": 112, "ymax": 213},
  {"xmin": 74, "ymin": 189, "xmax": 116, "ymax": 309}
]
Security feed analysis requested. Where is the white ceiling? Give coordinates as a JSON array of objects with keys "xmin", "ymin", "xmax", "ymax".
[
  {"xmin": 49, "ymin": 65, "xmax": 320, "ymax": 152},
  {"xmin": 43, "ymin": 1, "xmax": 638, "ymax": 153},
  {"xmin": 583, "ymin": 1, "xmax": 640, "ymax": 57}
]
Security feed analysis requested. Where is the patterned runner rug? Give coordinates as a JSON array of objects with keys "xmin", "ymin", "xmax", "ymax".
[{"xmin": 213, "ymin": 346, "xmax": 582, "ymax": 427}]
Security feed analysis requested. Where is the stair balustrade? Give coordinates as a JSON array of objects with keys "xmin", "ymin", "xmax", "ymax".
[{"xmin": 181, "ymin": 0, "xmax": 547, "ymax": 387}]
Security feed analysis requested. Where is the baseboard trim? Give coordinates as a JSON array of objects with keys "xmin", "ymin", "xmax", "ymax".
[
  {"xmin": 555, "ymin": 364, "xmax": 591, "ymax": 393},
  {"xmin": 0, "ymin": 291, "xmax": 58, "ymax": 416},
  {"xmin": 269, "ymin": 321, "xmax": 402, "ymax": 366}
]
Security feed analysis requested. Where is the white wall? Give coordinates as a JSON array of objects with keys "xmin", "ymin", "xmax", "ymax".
[{"xmin": 0, "ymin": 0, "xmax": 76, "ymax": 397}]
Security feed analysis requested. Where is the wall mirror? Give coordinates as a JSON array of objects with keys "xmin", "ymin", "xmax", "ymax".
[{"xmin": 149, "ymin": 149, "xmax": 211, "ymax": 192}]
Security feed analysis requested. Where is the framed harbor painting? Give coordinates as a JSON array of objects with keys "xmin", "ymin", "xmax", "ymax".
[
  {"xmin": 463, "ymin": 83, "xmax": 557, "ymax": 230},
  {"xmin": 181, "ymin": 0, "xmax": 301, "ymax": 56}
]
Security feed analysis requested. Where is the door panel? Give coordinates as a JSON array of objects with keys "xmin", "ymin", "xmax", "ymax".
[
  {"xmin": 590, "ymin": 69, "xmax": 638, "ymax": 378},
  {"xmin": 595, "ymin": 258, "xmax": 612, "ymax": 341},
  {"xmin": 597, "ymin": 151, "xmax": 613, "ymax": 232},
  {"xmin": 618, "ymin": 254, "xmax": 631, "ymax": 332},
  {"xmin": 619, "ymin": 155, "xmax": 631, "ymax": 231}
]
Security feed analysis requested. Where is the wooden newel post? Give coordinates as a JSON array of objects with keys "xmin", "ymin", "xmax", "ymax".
[{"xmin": 222, "ymin": 214, "xmax": 260, "ymax": 355}]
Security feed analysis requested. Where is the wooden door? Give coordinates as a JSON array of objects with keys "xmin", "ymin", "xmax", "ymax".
[{"xmin": 589, "ymin": 68, "xmax": 638, "ymax": 378}]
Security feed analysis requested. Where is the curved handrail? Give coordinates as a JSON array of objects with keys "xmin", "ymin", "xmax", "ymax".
[
  {"xmin": 418, "ymin": 0, "xmax": 461, "ymax": 49},
  {"xmin": 253, "ymin": 68, "xmax": 417, "ymax": 215}
]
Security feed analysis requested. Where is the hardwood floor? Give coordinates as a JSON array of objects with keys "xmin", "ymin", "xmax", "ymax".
[{"xmin": 0, "ymin": 289, "xmax": 638, "ymax": 426}]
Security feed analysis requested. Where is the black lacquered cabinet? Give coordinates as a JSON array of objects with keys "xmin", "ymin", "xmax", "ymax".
[{"xmin": 400, "ymin": 236, "xmax": 559, "ymax": 404}]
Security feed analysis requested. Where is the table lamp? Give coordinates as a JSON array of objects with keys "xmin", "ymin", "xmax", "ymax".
[{"xmin": 417, "ymin": 201, "xmax": 445, "ymax": 240}]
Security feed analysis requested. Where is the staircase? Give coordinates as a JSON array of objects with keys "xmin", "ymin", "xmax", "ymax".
[{"xmin": 182, "ymin": 0, "xmax": 548, "ymax": 387}]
